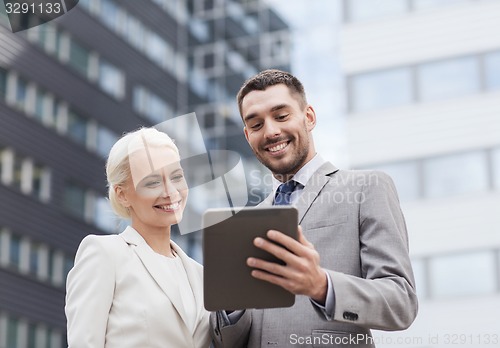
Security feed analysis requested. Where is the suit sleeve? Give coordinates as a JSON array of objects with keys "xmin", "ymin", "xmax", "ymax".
[
  {"xmin": 65, "ymin": 235, "xmax": 115, "ymax": 347},
  {"xmin": 328, "ymin": 171, "xmax": 418, "ymax": 330}
]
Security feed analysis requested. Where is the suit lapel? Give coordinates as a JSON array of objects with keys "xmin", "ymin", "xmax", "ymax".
[
  {"xmin": 171, "ymin": 240, "xmax": 204, "ymax": 333},
  {"xmin": 119, "ymin": 227, "xmax": 190, "ymax": 330},
  {"xmin": 260, "ymin": 162, "xmax": 339, "ymax": 224},
  {"xmin": 295, "ymin": 162, "xmax": 338, "ymax": 224}
]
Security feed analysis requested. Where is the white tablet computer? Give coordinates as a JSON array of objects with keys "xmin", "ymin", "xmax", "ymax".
[{"xmin": 202, "ymin": 206, "xmax": 298, "ymax": 311}]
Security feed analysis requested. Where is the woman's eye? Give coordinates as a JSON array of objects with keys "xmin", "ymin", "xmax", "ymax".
[
  {"xmin": 145, "ymin": 181, "xmax": 161, "ymax": 187},
  {"xmin": 171, "ymin": 175, "xmax": 184, "ymax": 182}
]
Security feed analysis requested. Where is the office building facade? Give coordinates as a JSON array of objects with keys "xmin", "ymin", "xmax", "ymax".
[
  {"xmin": 340, "ymin": 0, "xmax": 500, "ymax": 346},
  {"xmin": 0, "ymin": 0, "xmax": 290, "ymax": 346}
]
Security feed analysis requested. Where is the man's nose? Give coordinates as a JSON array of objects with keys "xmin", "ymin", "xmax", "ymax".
[{"xmin": 263, "ymin": 121, "xmax": 281, "ymax": 138}]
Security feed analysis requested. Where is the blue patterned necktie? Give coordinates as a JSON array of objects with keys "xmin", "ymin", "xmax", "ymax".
[{"xmin": 273, "ymin": 180, "xmax": 298, "ymax": 205}]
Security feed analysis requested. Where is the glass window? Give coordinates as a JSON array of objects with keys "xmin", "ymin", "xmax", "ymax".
[
  {"xmin": 350, "ymin": 68, "xmax": 413, "ymax": 112},
  {"xmin": 27, "ymin": 323, "xmax": 36, "ymax": 348},
  {"xmin": 34, "ymin": 89, "xmax": 46, "ymax": 122},
  {"xmin": 34, "ymin": 88, "xmax": 54, "ymax": 126},
  {"xmin": 95, "ymin": 197, "xmax": 117, "ymax": 233},
  {"xmin": 189, "ymin": 18, "xmax": 209, "ymax": 42},
  {"xmin": 12, "ymin": 155, "xmax": 24, "ymax": 192},
  {"xmin": 373, "ymin": 161, "xmax": 420, "ymax": 201},
  {"xmin": 14, "ymin": 77, "xmax": 28, "ymax": 110},
  {"xmin": 63, "ymin": 182, "xmax": 86, "ymax": 219},
  {"xmin": 34, "ymin": 24, "xmax": 55, "ymax": 53},
  {"xmin": 47, "ymin": 249, "xmax": 55, "ymax": 282},
  {"xmin": 0, "ymin": 67, "xmax": 7, "ymax": 99},
  {"xmin": 492, "ymin": 147, "xmax": 500, "ymax": 190},
  {"xmin": 430, "ymin": 251, "xmax": 496, "ymax": 297},
  {"xmin": 31, "ymin": 164, "xmax": 45, "ymax": 199},
  {"xmin": 79, "ymin": 0, "xmax": 91, "ymax": 11},
  {"xmin": 68, "ymin": 40, "xmax": 90, "ymax": 77},
  {"xmin": 101, "ymin": 0, "xmax": 122, "ymax": 32},
  {"xmin": 202, "ymin": 51, "xmax": 216, "ymax": 70},
  {"xmin": 148, "ymin": 94, "xmax": 170, "ymax": 124},
  {"xmin": 7, "ymin": 317, "xmax": 18, "ymax": 348},
  {"xmin": 9, "ymin": 234, "xmax": 21, "ymax": 269},
  {"xmin": 126, "ymin": 16, "xmax": 145, "ymax": 51},
  {"xmin": 29, "ymin": 242, "xmax": 40, "ymax": 276},
  {"xmin": 145, "ymin": 32, "xmax": 170, "ymax": 69},
  {"xmin": 67, "ymin": 110, "xmax": 88, "ymax": 146},
  {"xmin": 96, "ymin": 126, "xmax": 118, "ymax": 158},
  {"xmin": 484, "ymin": 51, "xmax": 500, "ymax": 91},
  {"xmin": 418, "ymin": 56, "xmax": 480, "ymax": 102},
  {"xmin": 45, "ymin": 328, "xmax": 62, "ymax": 348},
  {"xmin": 133, "ymin": 86, "xmax": 171, "ymax": 124},
  {"xmin": 54, "ymin": 28, "xmax": 64, "ymax": 57},
  {"xmin": 98, "ymin": 61, "xmax": 125, "ymax": 99},
  {"xmin": 423, "ymin": 150, "xmax": 488, "ymax": 198},
  {"xmin": 0, "ymin": 147, "xmax": 4, "ymax": 182},
  {"xmin": 346, "ymin": 0, "xmax": 408, "ymax": 22},
  {"xmin": 413, "ymin": 0, "xmax": 469, "ymax": 11},
  {"xmin": 132, "ymin": 86, "xmax": 145, "ymax": 113}
]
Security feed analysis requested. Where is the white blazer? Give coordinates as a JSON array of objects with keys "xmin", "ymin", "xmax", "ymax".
[{"xmin": 65, "ymin": 226, "xmax": 210, "ymax": 348}]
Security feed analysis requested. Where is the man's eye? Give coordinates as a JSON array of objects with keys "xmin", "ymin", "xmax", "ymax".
[
  {"xmin": 250, "ymin": 123, "xmax": 262, "ymax": 129},
  {"xmin": 276, "ymin": 114, "xmax": 289, "ymax": 120}
]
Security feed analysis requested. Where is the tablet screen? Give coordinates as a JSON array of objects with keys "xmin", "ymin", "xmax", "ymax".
[{"xmin": 203, "ymin": 206, "xmax": 298, "ymax": 311}]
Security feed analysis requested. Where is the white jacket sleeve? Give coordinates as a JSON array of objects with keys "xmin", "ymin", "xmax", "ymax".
[{"xmin": 65, "ymin": 235, "xmax": 115, "ymax": 347}]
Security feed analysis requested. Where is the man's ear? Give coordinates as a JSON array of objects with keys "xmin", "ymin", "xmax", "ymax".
[
  {"xmin": 243, "ymin": 126, "xmax": 250, "ymax": 142},
  {"xmin": 305, "ymin": 105, "xmax": 317, "ymax": 132}
]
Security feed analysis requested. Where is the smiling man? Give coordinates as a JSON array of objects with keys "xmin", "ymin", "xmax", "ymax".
[{"xmin": 210, "ymin": 70, "xmax": 418, "ymax": 348}]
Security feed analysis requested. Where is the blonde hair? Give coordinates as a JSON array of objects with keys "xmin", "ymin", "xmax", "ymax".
[{"xmin": 105, "ymin": 127, "xmax": 179, "ymax": 218}]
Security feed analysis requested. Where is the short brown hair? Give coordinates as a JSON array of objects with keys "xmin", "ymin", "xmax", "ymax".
[{"xmin": 237, "ymin": 69, "xmax": 307, "ymax": 117}]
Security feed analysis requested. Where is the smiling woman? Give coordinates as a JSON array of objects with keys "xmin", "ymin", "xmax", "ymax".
[{"xmin": 65, "ymin": 127, "xmax": 210, "ymax": 348}]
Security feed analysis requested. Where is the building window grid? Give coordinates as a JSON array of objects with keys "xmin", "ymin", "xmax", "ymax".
[
  {"xmin": 365, "ymin": 146, "xmax": 499, "ymax": 201},
  {"xmin": 343, "ymin": 0, "xmax": 478, "ymax": 23},
  {"xmin": 63, "ymin": 181, "xmax": 117, "ymax": 233},
  {"xmin": 26, "ymin": 21, "xmax": 125, "ymax": 100},
  {"xmin": 0, "ymin": 147, "xmax": 51, "ymax": 201},
  {"xmin": 79, "ymin": 0, "xmax": 182, "ymax": 80},
  {"xmin": 349, "ymin": 50, "xmax": 500, "ymax": 113},
  {"xmin": 0, "ymin": 228, "xmax": 75, "ymax": 289},
  {"xmin": 0, "ymin": 67, "xmax": 118, "ymax": 159},
  {"xmin": 0, "ymin": 312, "xmax": 62, "ymax": 348},
  {"xmin": 132, "ymin": 85, "xmax": 174, "ymax": 124},
  {"xmin": 413, "ymin": 247, "xmax": 500, "ymax": 300},
  {"xmin": 8, "ymin": 234, "xmax": 21, "ymax": 270}
]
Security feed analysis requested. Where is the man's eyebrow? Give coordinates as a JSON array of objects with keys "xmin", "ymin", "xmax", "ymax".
[
  {"xmin": 243, "ymin": 113, "xmax": 257, "ymax": 123},
  {"xmin": 270, "ymin": 104, "xmax": 288, "ymax": 112},
  {"xmin": 243, "ymin": 104, "xmax": 289, "ymax": 123}
]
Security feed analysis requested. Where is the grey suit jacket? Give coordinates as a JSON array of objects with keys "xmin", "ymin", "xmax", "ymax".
[{"xmin": 210, "ymin": 162, "xmax": 418, "ymax": 347}]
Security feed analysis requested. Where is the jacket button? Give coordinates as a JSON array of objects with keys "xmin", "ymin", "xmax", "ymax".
[{"xmin": 343, "ymin": 311, "xmax": 359, "ymax": 321}]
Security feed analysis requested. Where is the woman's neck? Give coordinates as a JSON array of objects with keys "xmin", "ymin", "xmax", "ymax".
[{"xmin": 132, "ymin": 223, "xmax": 175, "ymax": 257}]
